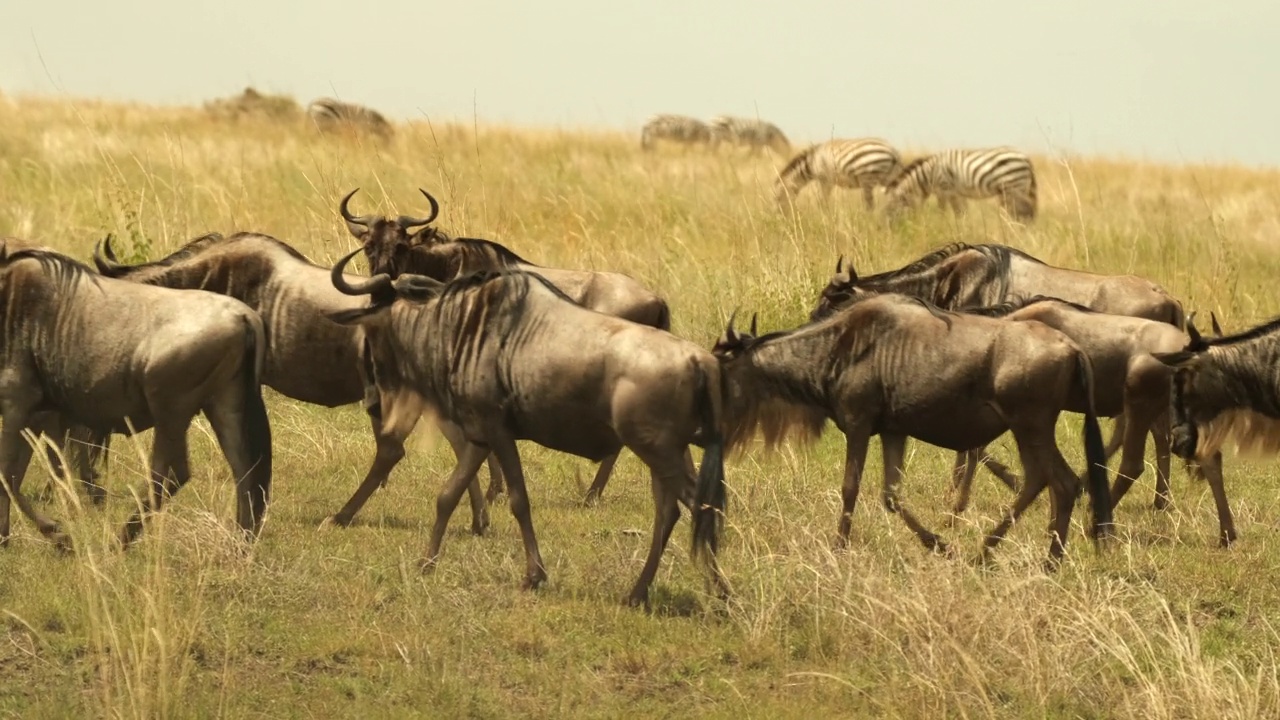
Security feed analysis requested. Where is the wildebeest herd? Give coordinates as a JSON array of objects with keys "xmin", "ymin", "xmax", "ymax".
[
  {"xmin": 3, "ymin": 184, "xmax": 1278, "ymax": 610},
  {"xmin": 642, "ymin": 113, "xmax": 1039, "ymax": 221}
]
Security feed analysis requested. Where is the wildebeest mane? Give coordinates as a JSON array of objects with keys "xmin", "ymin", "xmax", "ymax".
[
  {"xmin": 961, "ymin": 294, "xmax": 1096, "ymax": 318},
  {"xmin": 4, "ymin": 248, "xmax": 101, "ymax": 292}
]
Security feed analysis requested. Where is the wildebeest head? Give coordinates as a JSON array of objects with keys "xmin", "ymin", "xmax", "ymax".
[
  {"xmin": 810, "ymin": 255, "xmax": 872, "ymax": 321},
  {"xmin": 710, "ymin": 311, "xmax": 760, "ymax": 360},
  {"xmin": 1153, "ymin": 313, "xmax": 1215, "ymax": 459},
  {"xmin": 339, "ymin": 188, "xmax": 447, "ymax": 277},
  {"xmin": 325, "ymin": 247, "xmax": 448, "ymax": 323}
]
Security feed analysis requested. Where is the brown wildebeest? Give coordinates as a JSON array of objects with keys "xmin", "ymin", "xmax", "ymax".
[
  {"xmin": 712, "ymin": 294, "xmax": 1112, "ymax": 567},
  {"xmin": 326, "ymin": 250, "xmax": 728, "ymax": 609},
  {"xmin": 92, "ymin": 232, "xmax": 495, "ymax": 534},
  {"xmin": 1150, "ymin": 315, "xmax": 1280, "ymax": 546},
  {"xmin": 307, "ymin": 98, "xmax": 394, "ymax": 139},
  {"xmin": 811, "ymin": 243, "xmax": 1185, "ymax": 504},
  {"xmin": 0, "ymin": 243, "xmax": 272, "ymax": 548},
  {"xmin": 957, "ymin": 296, "xmax": 1191, "ymax": 518},
  {"xmin": 338, "ymin": 188, "xmax": 672, "ymax": 507}
]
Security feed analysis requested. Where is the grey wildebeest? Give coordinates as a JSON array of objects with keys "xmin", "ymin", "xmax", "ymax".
[
  {"xmin": 1149, "ymin": 315, "xmax": 1280, "ymax": 546},
  {"xmin": 91, "ymin": 231, "xmax": 495, "ymax": 535},
  {"xmin": 0, "ymin": 243, "xmax": 272, "ymax": 548},
  {"xmin": 306, "ymin": 97, "xmax": 394, "ymax": 139},
  {"xmin": 811, "ymin": 243, "xmax": 1185, "ymax": 506},
  {"xmin": 338, "ymin": 187, "xmax": 672, "ymax": 508},
  {"xmin": 712, "ymin": 294, "xmax": 1112, "ymax": 567},
  {"xmin": 957, "ymin": 296, "xmax": 1192, "ymax": 521},
  {"xmin": 325, "ymin": 250, "xmax": 728, "ymax": 608}
]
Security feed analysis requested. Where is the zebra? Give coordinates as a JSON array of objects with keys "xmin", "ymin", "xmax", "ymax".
[
  {"xmin": 639, "ymin": 114, "xmax": 712, "ymax": 151},
  {"xmin": 306, "ymin": 97, "xmax": 394, "ymax": 140},
  {"xmin": 885, "ymin": 147, "xmax": 1038, "ymax": 221},
  {"xmin": 708, "ymin": 115, "xmax": 790, "ymax": 155},
  {"xmin": 774, "ymin": 138, "xmax": 904, "ymax": 210}
]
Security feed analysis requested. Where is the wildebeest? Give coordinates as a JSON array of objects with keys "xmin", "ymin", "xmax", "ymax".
[
  {"xmin": 306, "ymin": 97, "xmax": 394, "ymax": 139},
  {"xmin": 957, "ymin": 296, "xmax": 1191, "ymax": 519},
  {"xmin": 0, "ymin": 243, "xmax": 272, "ymax": 548},
  {"xmin": 338, "ymin": 187, "xmax": 672, "ymax": 507},
  {"xmin": 713, "ymin": 294, "xmax": 1111, "ymax": 566},
  {"xmin": 326, "ymin": 250, "xmax": 728, "ymax": 608},
  {"xmin": 640, "ymin": 114, "xmax": 713, "ymax": 151},
  {"xmin": 811, "ymin": 244, "xmax": 1185, "ymax": 498},
  {"xmin": 884, "ymin": 148, "xmax": 1038, "ymax": 220},
  {"xmin": 1150, "ymin": 315, "xmax": 1280, "ymax": 546},
  {"xmin": 92, "ymin": 231, "xmax": 494, "ymax": 534}
]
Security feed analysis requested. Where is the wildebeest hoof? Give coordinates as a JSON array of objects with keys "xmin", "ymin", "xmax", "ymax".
[
  {"xmin": 470, "ymin": 518, "xmax": 489, "ymax": 536},
  {"xmin": 623, "ymin": 592, "xmax": 650, "ymax": 611},
  {"xmin": 1152, "ymin": 497, "xmax": 1172, "ymax": 512},
  {"xmin": 417, "ymin": 557, "xmax": 439, "ymax": 575},
  {"xmin": 521, "ymin": 570, "xmax": 548, "ymax": 590},
  {"xmin": 318, "ymin": 515, "xmax": 350, "ymax": 530},
  {"xmin": 1219, "ymin": 531, "xmax": 1237, "ymax": 548},
  {"xmin": 51, "ymin": 532, "xmax": 74, "ymax": 554},
  {"xmin": 582, "ymin": 490, "xmax": 601, "ymax": 507}
]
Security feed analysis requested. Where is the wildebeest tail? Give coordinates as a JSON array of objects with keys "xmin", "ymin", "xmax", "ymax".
[
  {"xmin": 691, "ymin": 359, "xmax": 727, "ymax": 563},
  {"xmin": 238, "ymin": 314, "xmax": 273, "ymax": 535},
  {"xmin": 1074, "ymin": 349, "xmax": 1112, "ymax": 537}
]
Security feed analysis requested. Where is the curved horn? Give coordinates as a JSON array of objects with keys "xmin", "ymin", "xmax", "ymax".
[
  {"xmin": 835, "ymin": 255, "xmax": 844, "ymax": 275},
  {"xmin": 725, "ymin": 309, "xmax": 740, "ymax": 341},
  {"xmin": 395, "ymin": 188, "xmax": 441, "ymax": 230},
  {"xmin": 339, "ymin": 188, "xmax": 376, "ymax": 235},
  {"xmin": 331, "ymin": 247, "xmax": 393, "ymax": 297},
  {"xmin": 1186, "ymin": 311, "xmax": 1205, "ymax": 349},
  {"xmin": 93, "ymin": 234, "xmax": 124, "ymax": 274},
  {"xmin": 749, "ymin": 312, "xmax": 758, "ymax": 337},
  {"xmin": 1210, "ymin": 311, "xmax": 1224, "ymax": 337}
]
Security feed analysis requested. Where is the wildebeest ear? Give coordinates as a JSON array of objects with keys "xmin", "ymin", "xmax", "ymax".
[
  {"xmin": 392, "ymin": 274, "xmax": 445, "ymax": 301},
  {"xmin": 1152, "ymin": 351, "xmax": 1197, "ymax": 368},
  {"xmin": 1210, "ymin": 311, "xmax": 1224, "ymax": 337},
  {"xmin": 326, "ymin": 306, "xmax": 387, "ymax": 326}
]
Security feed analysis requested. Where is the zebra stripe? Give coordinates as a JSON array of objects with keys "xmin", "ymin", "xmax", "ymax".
[
  {"xmin": 886, "ymin": 147, "xmax": 1037, "ymax": 220},
  {"xmin": 774, "ymin": 138, "xmax": 904, "ymax": 209},
  {"xmin": 708, "ymin": 115, "xmax": 790, "ymax": 155},
  {"xmin": 640, "ymin": 114, "xmax": 712, "ymax": 150},
  {"xmin": 306, "ymin": 98, "xmax": 394, "ymax": 139}
]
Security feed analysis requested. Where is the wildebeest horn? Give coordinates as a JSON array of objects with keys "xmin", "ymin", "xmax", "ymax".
[
  {"xmin": 725, "ymin": 309, "xmax": 740, "ymax": 341},
  {"xmin": 339, "ymin": 188, "xmax": 376, "ymax": 236},
  {"xmin": 93, "ymin": 234, "xmax": 124, "ymax": 274},
  {"xmin": 835, "ymin": 255, "xmax": 844, "ymax": 274},
  {"xmin": 749, "ymin": 312, "xmax": 758, "ymax": 337},
  {"xmin": 1210, "ymin": 311, "xmax": 1223, "ymax": 337},
  {"xmin": 395, "ymin": 188, "xmax": 441, "ymax": 230},
  {"xmin": 1185, "ymin": 311, "xmax": 1206, "ymax": 349},
  {"xmin": 330, "ymin": 247, "xmax": 393, "ymax": 297}
]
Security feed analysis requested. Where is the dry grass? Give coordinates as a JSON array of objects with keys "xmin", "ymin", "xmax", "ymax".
[{"xmin": 3, "ymin": 94, "xmax": 1280, "ymax": 718}]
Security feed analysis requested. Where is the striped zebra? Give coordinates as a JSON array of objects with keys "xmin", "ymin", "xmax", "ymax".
[
  {"xmin": 774, "ymin": 138, "xmax": 904, "ymax": 210},
  {"xmin": 639, "ymin": 114, "xmax": 712, "ymax": 151},
  {"xmin": 885, "ymin": 147, "xmax": 1038, "ymax": 220},
  {"xmin": 306, "ymin": 97, "xmax": 394, "ymax": 140},
  {"xmin": 709, "ymin": 115, "xmax": 790, "ymax": 155}
]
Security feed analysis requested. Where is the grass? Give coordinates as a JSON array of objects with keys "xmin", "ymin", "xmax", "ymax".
[{"xmin": 3, "ymin": 93, "xmax": 1280, "ymax": 718}]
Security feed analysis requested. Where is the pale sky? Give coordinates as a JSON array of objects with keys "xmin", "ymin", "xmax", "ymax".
[{"xmin": 4, "ymin": 1, "xmax": 1278, "ymax": 166}]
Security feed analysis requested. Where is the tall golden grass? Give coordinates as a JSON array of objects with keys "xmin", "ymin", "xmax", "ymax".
[{"xmin": 2, "ymin": 94, "xmax": 1280, "ymax": 718}]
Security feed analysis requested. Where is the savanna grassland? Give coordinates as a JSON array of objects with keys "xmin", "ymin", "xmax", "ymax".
[{"xmin": 4, "ymin": 94, "xmax": 1280, "ymax": 719}]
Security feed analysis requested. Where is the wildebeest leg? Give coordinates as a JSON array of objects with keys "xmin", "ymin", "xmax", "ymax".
[
  {"xmin": 421, "ymin": 440, "xmax": 492, "ymax": 571},
  {"xmin": 489, "ymin": 435, "xmax": 547, "ymax": 590},
  {"xmin": 0, "ymin": 426, "xmax": 69, "ymax": 549},
  {"xmin": 483, "ymin": 454, "xmax": 506, "ymax": 504},
  {"xmin": 1106, "ymin": 403, "xmax": 1162, "ymax": 512},
  {"xmin": 582, "ymin": 452, "xmax": 621, "ymax": 506},
  {"xmin": 879, "ymin": 434, "xmax": 949, "ymax": 553},
  {"xmin": 979, "ymin": 429, "xmax": 1053, "ymax": 564},
  {"xmin": 623, "ymin": 453, "xmax": 685, "ymax": 609},
  {"xmin": 204, "ymin": 396, "xmax": 272, "ymax": 540},
  {"xmin": 327, "ymin": 396, "xmax": 424, "ymax": 528},
  {"xmin": 1197, "ymin": 451, "xmax": 1235, "ymax": 546},
  {"xmin": 1151, "ymin": 412, "xmax": 1173, "ymax": 510},
  {"xmin": 947, "ymin": 450, "xmax": 981, "ymax": 524},
  {"xmin": 120, "ymin": 426, "xmax": 192, "ymax": 548},
  {"xmin": 437, "ymin": 421, "xmax": 490, "ymax": 535},
  {"xmin": 1103, "ymin": 413, "xmax": 1127, "ymax": 458},
  {"xmin": 835, "ymin": 426, "xmax": 872, "ymax": 548},
  {"xmin": 66, "ymin": 427, "xmax": 108, "ymax": 505}
]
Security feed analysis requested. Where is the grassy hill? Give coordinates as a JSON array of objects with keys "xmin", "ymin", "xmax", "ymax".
[{"xmin": 2, "ymin": 94, "xmax": 1280, "ymax": 718}]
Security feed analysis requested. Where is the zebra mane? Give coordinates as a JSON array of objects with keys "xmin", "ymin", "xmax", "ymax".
[
  {"xmin": 777, "ymin": 145, "xmax": 814, "ymax": 179},
  {"xmin": 886, "ymin": 155, "xmax": 932, "ymax": 191}
]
